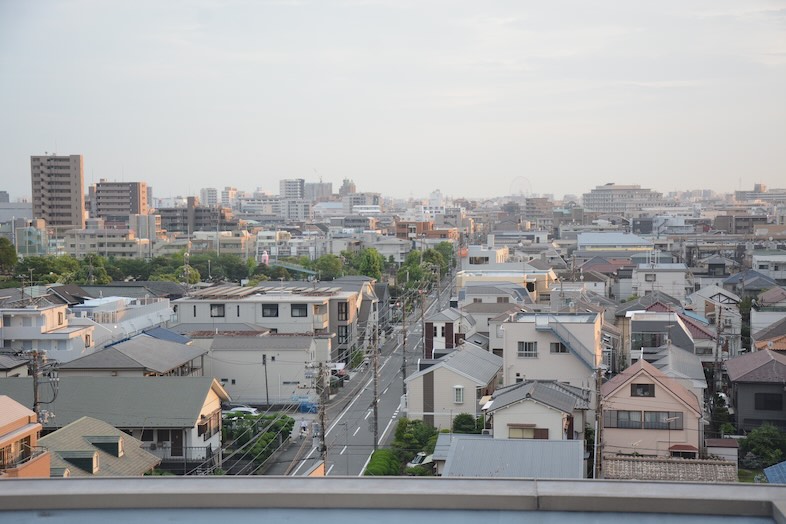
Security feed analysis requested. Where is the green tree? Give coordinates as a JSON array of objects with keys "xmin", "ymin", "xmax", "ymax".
[
  {"xmin": 357, "ymin": 248, "xmax": 385, "ymax": 280},
  {"xmin": 452, "ymin": 413, "xmax": 482, "ymax": 434},
  {"xmin": 74, "ymin": 255, "xmax": 111, "ymax": 285},
  {"xmin": 740, "ymin": 424, "xmax": 786, "ymax": 468},
  {"xmin": 391, "ymin": 418, "xmax": 437, "ymax": 464},
  {"xmin": 0, "ymin": 238, "xmax": 17, "ymax": 275},
  {"xmin": 739, "ymin": 297, "xmax": 752, "ymax": 350},
  {"xmin": 313, "ymin": 254, "xmax": 343, "ymax": 280},
  {"xmin": 434, "ymin": 241, "xmax": 455, "ymax": 270}
]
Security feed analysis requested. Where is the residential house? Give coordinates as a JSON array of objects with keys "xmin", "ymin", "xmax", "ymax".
[
  {"xmin": 482, "ymin": 380, "xmax": 591, "ymax": 443},
  {"xmin": 751, "ymin": 287, "xmax": 786, "ymax": 346},
  {"xmin": 0, "ymin": 355, "xmax": 28, "ymax": 377},
  {"xmin": 601, "ymin": 360, "xmax": 703, "ymax": 459},
  {"xmin": 705, "ymin": 438, "xmax": 739, "ymax": 463},
  {"xmin": 0, "ymin": 396, "xmax": 50, "ymax": 478},
  {"xmin": 424, "ymin": 307, "xmax": 476, "ymax": 359},
  {"xmin": 0, "ymin": 376, "xmax": 230, "ymax": 475},
  {"xmin": 723, "ymin": 270, "xmax": 777, "ymax": 300},
  {"xmin": 0, "ymin": 292, "xmax": 95, "ymax": 363},
  {"xmin": 39, "ymin": 416, "xmax": 160, "ymax": 477},
  {"xmin": 630, "ymin": 263, "xmax": 694, "ymax": 302},
  {"xmin": 458, "ymin": 281, "xmax": 533, "ymax": 308},
  {"xmin": 725, "ymin": 350, "xmax": 786, "ymax": 432},
  {"xmin": 207, "ymin": 334, "xmax": 331, "ymax": 405},
  {"xmin": 496, "ymin": 312, "xmax": 601, "ymax": 389},
  {"xmin": 751, "ymin": 250, "xmax": 786, "ymax": 284},
  {"xmin": 405, "ymin": 345, "xmax": 502, "ymax": 430},
  {"xmin": 57, "ymin": 338, "xmax": 207, "ymax": 377}
]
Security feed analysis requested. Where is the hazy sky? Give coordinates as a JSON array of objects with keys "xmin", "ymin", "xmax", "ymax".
[{"xmin": 1, "ymin": 0, "xmax": 785, "ymax": 201}]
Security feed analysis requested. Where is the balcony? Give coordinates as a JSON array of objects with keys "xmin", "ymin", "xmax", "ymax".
[{"xmin": 0, "ymin": 445, "xmax": 49, "ymax": 478}]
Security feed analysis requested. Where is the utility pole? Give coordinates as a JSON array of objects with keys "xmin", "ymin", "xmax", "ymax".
[
  {"xmin": 401, "ymin": 296, "xmax": 408, "ymax": 396},
  {"xmin": 420, "ymin": 290, "xmax": 427, "ymax": 358},
  {"xmin": 25, "ymin": 350, "xmax": 58, "ymax": 424},
  {"xmin": 262, "ymin": 354, "xmax": 270, "ymax": 406},
  {"xmin": 372, "ymin": 331, "xmax": 379, "ymax": 451},
  {"xmin": 594, "ymin": 365, "xmax": 603, "ymax": 479},
  {"xmin": 317, "ymin": 362, "xmax": 328, "ymax": 464},
  {"xmin": 713, "ymin": 306, "xmax": 724, "ymax": 395}
]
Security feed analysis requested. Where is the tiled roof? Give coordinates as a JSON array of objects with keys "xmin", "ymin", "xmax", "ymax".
[
  {"xmin": 406, "ymin": 345, "xmax": 502, "ymax": 386},
  {"xmin": 725, "ymin": 349, "xmax": 786, "ymax": 383},
  {"xmin": 40, "ymin": 416, "xmax": 160, "ymax": 477},
  {"xmin": 59, "ymin": 338, "xmax": 207, "ymax": 374},
  {"xmin": 484, "ymin": 380, "xmax": 590, "ymax": 414},
  {"xmin": 753, "ymin": 316, "xmax": 786, "ymax": 341}
]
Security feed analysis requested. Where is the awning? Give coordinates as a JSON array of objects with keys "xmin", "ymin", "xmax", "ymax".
[{"xmin": 669, "ymin": 444, "xmax": 699, "ymax": 452}]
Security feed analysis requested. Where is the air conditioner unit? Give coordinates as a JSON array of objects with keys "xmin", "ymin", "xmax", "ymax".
[
  {"xmin": 149, "ymin": 443, "xmax": 157, "ymax": 450},
  {"xmin": 481, "ymin": 429, "xmax": 492, "ymax": 436}
]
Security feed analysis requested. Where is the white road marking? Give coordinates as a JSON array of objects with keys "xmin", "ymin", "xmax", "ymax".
[
  {"xmin": 340, "ymin": 446, "xmax": 347, "ymax": 455},
  {"xmin": 353, "ymin": 427, "xmax": 360, "ymax": 437},
  {"xmin": 327, "ymin": 464, "xmax": 334, "ymax": 475}
]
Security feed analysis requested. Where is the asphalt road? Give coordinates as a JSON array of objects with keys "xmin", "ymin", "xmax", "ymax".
[{"xmin": 282, "ymin": 274, "xmax": 454, "ymax": 477}]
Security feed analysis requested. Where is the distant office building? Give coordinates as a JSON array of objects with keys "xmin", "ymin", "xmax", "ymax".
[
  {"xmin": 339, "ymin": 179, "xmax": 356, "ymax": 197},
  {"xmin": 343, "ymin": 193, "xmax": 381, "ymax": 214},
  {"xmin": 221, "ymin": 187, "xmax": 238, "ymax": 209},
  {"xmin": 304, "ymin": 181, "xmax": 332, "ymax": 202},
  {"xmin": 0, "ymin": 191, "xmax": 8, "ymax": 203},
  {"xmin": 89, "ymin": 180, "xmax": 148, "ymax": 228},
  {"xmin": 200, "ymin": 188, "xmax": 219, "ymax": 208},
  {"xmin": 280, "ymin": 179, "xmax": 305, "ymax": 200},
  {"xmin": 582, "ymin": 183, "xmax": 665, "ymax": 216},
  {"xmin": 734, "ymin": 183, "xmax": 786, "ymax": 204},
  {"xmin": 158, "ymin": 197, "xmax": 238, "ymax": 235},
  {"xmin": 31, "ymin": 154, "xmax": 85, "ymax": 230}
]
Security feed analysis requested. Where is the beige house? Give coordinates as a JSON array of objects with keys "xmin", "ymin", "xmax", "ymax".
[
  {"xmin": 601, "ymin": 360, "xmax": 702, "ymax": 459},
  {"xmin": 405, "ymin": 345, "xmax": 502, "ymax": 430},
  {"xmin": 482, "ymin": 380, "xmax": 591, "ymax": 443},
  {"xmin": 496, "ymin": 312, "xmax": 602, "ymax": 389}
]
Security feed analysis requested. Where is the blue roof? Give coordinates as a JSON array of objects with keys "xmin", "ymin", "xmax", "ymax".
[
  {"xmin": 764, "ymin": 460, "xmax": 786, "ymax": 484},
  {"xmin": 142, "ymin": 326, "xmax": 191, "ymax": 344}
]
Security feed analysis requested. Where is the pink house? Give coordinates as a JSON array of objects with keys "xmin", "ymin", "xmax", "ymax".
[{"xmin": 601, "ymin": 360, "xmax": 702, "ymax": 459}]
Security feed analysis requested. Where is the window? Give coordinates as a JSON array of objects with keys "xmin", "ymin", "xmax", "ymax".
[
  {"xmin": 473, "ymin": 298, "xmax": 482, "ymax": 303},
  {"xmin": 141, "ymin": 430, "xmax": 153, "ymax": 442},
  {"xmin": 85, "ymin": 334, "xmax": 92, "ymax": 348},
  {"xmin": 433, "ymin": 325, "xmax": 438, "ymax": 337},
  {"xmin": 237, "ymin": 305, "xmax": 240, "ymax": 317},
  {"xmin": 337, "ymin": 302, "xmax": 348, "ymax": 321},
  {"xmin": 454, "ymin": 386, "xmax": 464, "ymax": 404},
  {"xmin": 517, "ymin": 341, "xmax": 538, "ymax": 358},
  {"xmin": 193, "ymin": 305, "xmax": 197, "ymax": 317},
  {"xmin": 57, "ymin": 312, "xmax": 64, "ymax": 325},
  {"xmin": 497, "ymin": 296, "xmax": 509, "ymax": 303},
  {"xmin": 603, "ymin": 410, "xmax": 642, "ymax": 429},
  {"xmin": 210, "ymin": 304, "xmax": 225, "ymax": 318},
  {"xmin": 631, "ymin": 384, "xmax": 655, "ymax": 397},
  {"xmin": 337, "ymin": 325, "xmax": 348, "ymax": 344},
  {"xmin": 509, "ymin": 427, "xmax": 549, "ymax": 439},
  {"xmin": 550, "ymin": 342, "xmax": 567, "ymax": 353},
  {"xmin": 291, "ymin": 304, "xmax": 308, "ymax": 317},
  {"xmin": 440, "ymin": 326, "xmax": 445, "ymax": 338},
  {"xmin": 156, "ymin": 430, "xmax": 170, "ymax": 443},
  {"xmin": 262, "ymin": 304, "xmax": 279, "ymax": 317},
  {"xmin": 755, "ymin": 393, "xmax": 783, "ymax": 411},
  {"xmin": 645, "ymin": 274, "xmax": 656, "ymax": 282},
  {"xmin": 644, "ymin": 411, "xmax": 683, "ymax": 430}
]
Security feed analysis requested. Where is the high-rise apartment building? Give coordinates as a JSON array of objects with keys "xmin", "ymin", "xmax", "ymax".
[
  {"xmin": 304, "ymin": 181, "xmax": 332, "ymax": 202},
  {"xmin": 0, "ymin": 191, "xmax": 9, "ymax": 203},
  {"xmin": 581, "ymin": 183, "xmax": 665, "ymax": 217},
  {"xmin": 200, "ymin": 188, "xmax": 219, "ymax": 208},
  {"xmin": 280, "ymin": 179, "xmax": 305, "ymax": 199},
  {"xmin": 89, "ymin": 180, "xmax": 148, "ymax": 228},
  {"xmin": 339, "ymin": 179, "xmax": 356, "ymax": 197},
  {"xmin": 221, "ymin": 187, "xmax": 238, "ymax": 209},
  {"xmin": 31, "ymin": 154, "xmax": 85, "ymax": 230}
]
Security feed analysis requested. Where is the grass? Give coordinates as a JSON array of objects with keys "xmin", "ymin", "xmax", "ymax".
[{"xmin": 738, "ymin": 468, "xmax": 764, "ymax": 483}]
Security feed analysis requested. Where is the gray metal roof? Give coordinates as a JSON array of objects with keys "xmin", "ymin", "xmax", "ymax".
[
  {"xmin": 577, "ymin": 232, "xmax": 651, "ymax": 247},
  {"xmin": 484, "ymin": 380, "xmax": 591, "ymax": 414},
  {"xmin": 170, "ymin": 323, "xmax": 268, "ymax": 335},
  {"xmin": 142, "ymin": 326, "xmax": 191, "ymax": 345},
  {"xmin": 442, "ymin": 438, "xmax": 584, "ymax": 478},
  {"xmin": 0, "ymin": 376, "xmax": 229, "ymax": 429},
  {"xmin": 0, "ymin": 354, "xmax": 28, "ymax": 371},
  {"xmin": 211, "ymin": 335, "xmax": 313, "ymax": 351},
  {"xmin": 40, "ymin": 416, "xmax": 160, "ymax": 477},
  {"xmin": 406, "ymin": 345, "xmax": 502, "ymax": 385},
  {"xmin": 59, "ymin": 338, "xmax": 207, "ymax": 374}
]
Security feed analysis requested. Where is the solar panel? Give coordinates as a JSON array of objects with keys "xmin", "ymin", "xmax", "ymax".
[{"xmin": 765, "ymin": 461, "xmax": 786, "ymax": 484}]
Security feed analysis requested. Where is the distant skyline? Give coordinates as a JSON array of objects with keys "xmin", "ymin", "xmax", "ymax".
[{"xmin": 1, "ymin": 0, "xmax": 785, "ymax": 201}]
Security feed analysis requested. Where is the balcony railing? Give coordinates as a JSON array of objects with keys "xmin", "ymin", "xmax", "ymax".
[
  {"xmin": 1, "ymin": 445, "xmax": 48, "ymax": 471},
  {"xmin": 140, "ymin": 443, "xmax": 213, "ymax": 462}
]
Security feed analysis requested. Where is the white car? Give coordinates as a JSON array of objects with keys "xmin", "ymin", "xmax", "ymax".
[{"xmin": 223, "ymin": 406, "xmax": 260, "ymax": 417}]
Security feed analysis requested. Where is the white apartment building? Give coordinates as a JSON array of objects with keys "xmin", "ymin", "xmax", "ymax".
[
  {"xmin": 64, "ymin": 224, "xmax": 151, "ymax": 259},
  {"xmin": 221, "ymin": 187, "xmax": 238, "ymax": 210},
  {"xmin": 280, "ymin": 179, "xmax": 305, "ymax": 199},
  {"xmin": 200, "ymin": 188, "xmax": 219, "ymax": 208},
  {"xmin": 630, "ymin": 263, "xmax": 694, "ymax": 302},
  {"xmin": 751, "ymin": 250, "xmax": 786, "ymax": 283},
  {"xmin": 496, "ymin": 312, "xmax": 602, "ymax": 389},
  {"xmin": 191, "ymin": 230, "xmax": 256, "ymax": 260},
  {"xmin": 582, "ymin": 183, "xmax": 666, "ymax": 216}
]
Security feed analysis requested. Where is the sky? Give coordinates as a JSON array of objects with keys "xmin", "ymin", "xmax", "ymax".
[{"xmin": 1, "ymin": 0, "xmax": 785, "ymax": 202}]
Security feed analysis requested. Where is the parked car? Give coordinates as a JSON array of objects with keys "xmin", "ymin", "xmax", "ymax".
[
  {"xmin": 223, "ymin": 406, "xmax": 260, "ymax": 418},
  {"xmin": 406, "ymin": 452, "xmax": 433, "ymax": 469}
]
